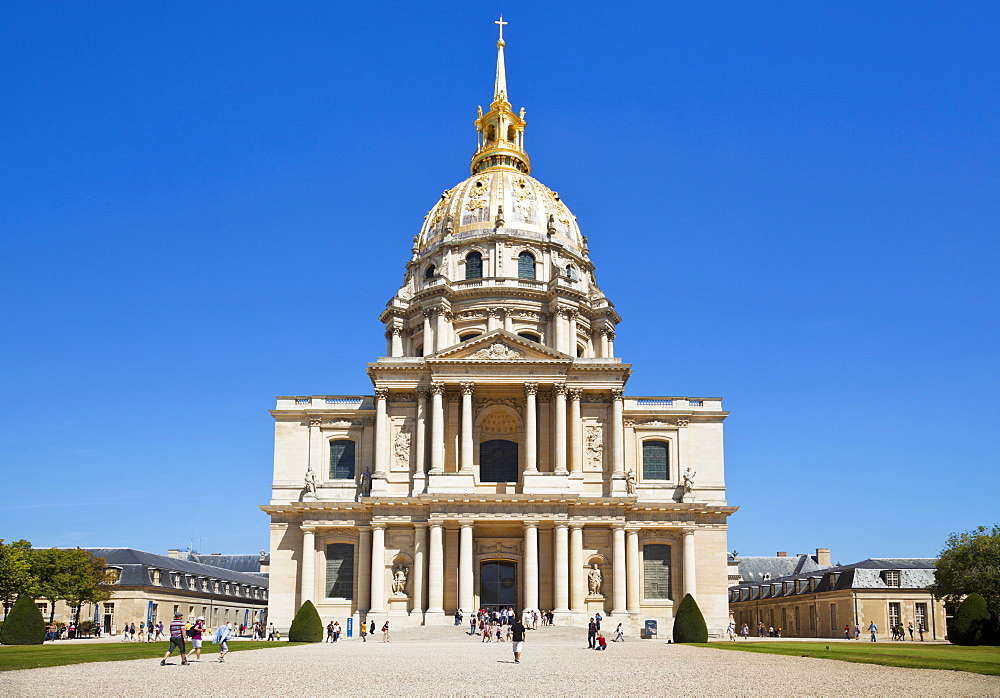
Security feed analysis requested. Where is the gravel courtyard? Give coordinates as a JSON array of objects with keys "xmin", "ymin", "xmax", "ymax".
[{"xmin": 3, "ymin": 630, "xmax": 999, "ymax": 696}]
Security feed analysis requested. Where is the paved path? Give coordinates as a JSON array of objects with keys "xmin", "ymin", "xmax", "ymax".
[{"xmin": 3, "ymin": 627, "xmax": 998, "ymax": 696}]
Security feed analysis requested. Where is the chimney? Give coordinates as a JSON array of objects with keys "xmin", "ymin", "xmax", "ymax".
[
  {"xmin": 167, "ymin": 549, "xmax": 179, "ymax": 558},
  {"xmin": 814, "ymin": 548, "xmax": 831, "ymax": 567},
  {"xmin": 776, "ymin": 552, "xmax": 787, "ymax": 557}
]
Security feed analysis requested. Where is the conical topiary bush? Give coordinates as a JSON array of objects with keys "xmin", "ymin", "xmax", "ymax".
[
  {"xmin": 672, "ymin": 593, "xmax": 708, "ymax": 643},
  {"xmin": 949, "ymin": 593, "xmax": 991, "ymax": 646},
  {"xmin": 287, "ymin": 599, "xmax": 323, "ymax": 642},
  {"xmin": 0, "ymin": 595, "xmax": 46, "ymax": 645}
]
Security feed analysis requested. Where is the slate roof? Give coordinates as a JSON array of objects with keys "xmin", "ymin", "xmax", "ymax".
[
  {"xmin": 178, "ymin": 553, "xmax": 268, "ymax": 575},
  {"xmin": 729, "ymin": 557, "xmax": 937, "ymax": 602},
  {"xmin": 84, "ymin": 548, "xmax": 269, "ymax": 594},
  {"xmin": 736, "ymin": 555, "xmax": 825, "ymax": 582}
]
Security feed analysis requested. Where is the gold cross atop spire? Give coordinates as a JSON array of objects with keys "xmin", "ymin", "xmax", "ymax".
[{"xmin": 495, "ymin": 15, "xmax": 507, "ymax": 45}]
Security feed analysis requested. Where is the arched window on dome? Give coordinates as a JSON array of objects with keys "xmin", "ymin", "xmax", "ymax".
[
  {"xmin": 424, "ymin": 265, "xmax": 436, "ymax": 279},
  {"xmin": 518, "ymin": 252, "xmax": 536, "ymax": 280},
  {"xmin": 465, "ymin": 252, "xmax": 483, "ymax": 280},
  {"xmin": 507, "ymin": 125, "xmax": 516, "ymax": 142},
  {"xmin": 518, "ymin": 332, "xmax": 540, "ymax": 343},
  {"xmin": 460, "ymin": 332, "xmax": 481, "ymax": 342},
  {"xmin": 486, "ymin": 124, "xmax": 496, "ymax": 143},
  {"xmin": 566, "ymin": 264, "xmax": 579, "ymax": 281}
]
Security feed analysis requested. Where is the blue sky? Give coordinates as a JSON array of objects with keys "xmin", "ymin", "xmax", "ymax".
[{"xmin": 2, "ymin": 1, "xmax": 997, "ymax": 565}]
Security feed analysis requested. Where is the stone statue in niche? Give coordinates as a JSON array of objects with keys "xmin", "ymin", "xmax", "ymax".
[
  {"xmin": 588, "ymin": 564, "xmax": 603, "ymax": 596},
  {"xmin": 392, "ymin": 565, "xmax": 409, "ymax": 596},
  {"xmin": 624, "ymin": 469, "xmax": 636, "ymax": 495},
  {"xmin": 682, "ymin": 467, "xmax": 697, "ymax": 494}
]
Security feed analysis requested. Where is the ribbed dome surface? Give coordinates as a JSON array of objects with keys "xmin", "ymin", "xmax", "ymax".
[{"xmin": 417, "ymin": 170, "xmax": 584, "ymax": 256}]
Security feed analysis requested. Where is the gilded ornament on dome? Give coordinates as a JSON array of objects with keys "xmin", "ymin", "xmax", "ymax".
[{"xmin": 464, "ymin": 176, "xmax": 491, "ymax": 211}]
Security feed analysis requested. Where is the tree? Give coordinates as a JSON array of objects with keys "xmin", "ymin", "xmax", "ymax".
[
  {"xmin": 31, "ymin": 548, "xmax": 110, "ymax": 624},
  {"xmin": 948, "ymin": 593, "xmax": 993, "ymax": 646},
  {"xmin": 672, "ymin": 593, "xmax": 708, "ymax": 643},
  {"xmin": 0, "ymin": 540, "xmax": 37, "ymax": 616},
  {"xmin": 929, "ymin": 524, "xmax": 1000, "ymax": 613},
  {"xmin": 0, "ymin": 594, "xmax": 46, "ymax": 645},
  {"xmin": 287, "ymin": 600, "xmax": 323, "ymax": 642}
]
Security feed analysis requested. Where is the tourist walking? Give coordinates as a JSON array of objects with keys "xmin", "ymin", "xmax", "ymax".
[
  {"xmin": 326, "ymin": 621, "xmax": 335, "ymax": 642},
  {"xmin": 160, "ymin": 613, "xmax": 190, "ymax": 666},
  {"xmin": 587, "ymin": 617, "xmax": 597, "ymax": 649},
  {"xmin": 868, "ymin": 621, "xmax": 878, "ymax": 642},
  {"xmin": 907, "ymin": 622, "xmax": 914, "ymax": 641},
  {"xmin": 727, "ymin": 622, "xmax": 736, "ymax": 641},
  {"xmin": 213, "ymin": 622, "xmax": 231, "ymax": 662},
  {"xmin": 918, "ymin": 623, "xmax": 925, "ymax": 641},
  {"xmin": 360, "ymin": 621, "xmax": 367, "ymax": 642},
  {"xmin": 190, "ymin": 616, "xmax": 207, "ymax": 660},
  {"xmin": 333, "ymin": 621, "xmax": 341, "ymax": 642},
  {"xmin": 844, "ymin": 625, "xmax": 851, "ymax": 640},
  {"xmin": 613, "ymin": 623, "xmax": 625, "ymax": 642},
  {"xmin": 512, "ymin": 616, "xmax": 526, "ymax": 664},
  {"xmin": 853, "ymin": 624, "xmax": 860, "ymax": 640},
  {"xmin": 382, "ymin": 621, "xmax": 390, "ymax": 642},
  {"xmin": 741, "ymin": 623, "xmax": 749, "ymax": 640}
]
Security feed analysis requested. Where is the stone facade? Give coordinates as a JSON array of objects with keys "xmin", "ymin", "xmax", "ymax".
[{"xmin": 262, "ymin": 25, "xmax": 735, "ymax": 635}]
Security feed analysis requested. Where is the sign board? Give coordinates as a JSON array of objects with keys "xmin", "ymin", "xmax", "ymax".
[
  {"xmin": 644, "ymin": 620, "xmax": 657, "ymax": 638},
  {"xmin": 346, "ymin": 617, "xmax": 353, "ymax": 638}
]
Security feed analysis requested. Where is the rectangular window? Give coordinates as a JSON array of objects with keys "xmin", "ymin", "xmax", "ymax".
[
  {"xmin": 883, "ymin": 570, "xmax": 900, "ymax": 587},
  {"xmin": 793, "ymin": 607, "xmax": 801, "ymax": 635},
  {"xmin": 808, "ymin": 605, "xmax": 816, "ymax": 631},
  {"xmin": 641, "ymin": 441, "xmax": 669, "ymax": 480},
  {"xmin": 915, "ymin": 603, "xmax": 927, "ymax": 631},
  {"xmin": 36, "ymin": 602, "xmax": 47, "ymax": 616},
  {"xmin": 329, "ymin": 440, "xmax": 356, "ymax": 480},
  {"xmin": 830, "ymin": 603, "xmax": 837, "ymax": 633},
  {"xmin": 888, "ymin": 602, "xmax": 901, "ymax": 629},
  {"xmin": 325, "ymin": 543, "xmax": 355, "ymax": 599},
  {"xmin": 642, "ymin": 544, "xmax": 672, "ymax": 600},
  {"xmin": 781, "ymin": 608, "xmax": 787, "ymax": 634}
]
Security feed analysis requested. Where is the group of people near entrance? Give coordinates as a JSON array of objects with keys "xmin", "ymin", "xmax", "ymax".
[{"xmin": 469, "ymin": 607, "xmax": 519, "ymax": 642}]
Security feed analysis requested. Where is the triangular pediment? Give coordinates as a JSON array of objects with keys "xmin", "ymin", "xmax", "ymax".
[{"xmin": 428, "ymin": 329, "xmax": 573, "ymax": 362}]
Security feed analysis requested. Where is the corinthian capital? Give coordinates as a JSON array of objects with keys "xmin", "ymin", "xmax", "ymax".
[
  {"xmin": 524, "ymin": 382, "xmax": 538, "ymax": 396},
  {"xmin": 460, "ymin": 382, "xmax": 475, "ymax": 396},
  {"xmin": 430, "ymin": 382, "xmax": 446, "ymax": 396}
]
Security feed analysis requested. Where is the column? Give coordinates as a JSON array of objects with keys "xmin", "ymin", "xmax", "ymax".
[
  {"xmin": 413, "ymin": 388, "xmax": 428, "ymax": 494},
  {"xmin": 524, "ymin": 383, "xmax": 538, "ymax": 473},
  {"xmin": 487, "ymin": 308, "xmax": 501, "ymax": 332},
  {"xmin": 549, "ymin": 310, "xmax": 560, "ymax": 353},
  {"xmin": 683, "ymin": 528, "xmax": 697, "ymax": 600},
  {"xmin": 459, "ymin": 522, "xmax": 474, "ymax": 612},
  {"xmin": 626, "ymin": 527, "xmax": 640, "ymax": 615},
  {"xmin": 612, "ymin": 524, "xmax": 627, "ymax": 615},
  {"xmin": 427, "ymin": 522, "xmax": 444, "ymax": 614},
  {"xmin": 412, "ymin": 523, "xmax": 427, "ymax": 615},
  {"xmin": 357, "ymin": 526, "xmax": 372, "ymax": 612},
  {"xmin": 568, "ymin": 389, "xmax": 582, "ymax": 474},
  {"xmin": 300, "ymin": 526, "xmax": 315, "ymax": 605},
  {"xmin": 422, "ymin": 309, "xmax": 434, "ymax": 356},
  {"xmin": 460, "ymin": 382, "xmax": 474, "ymax": 474},
  {"xmin": 611, "ymin": 389, "xmax": 625, "ymax": 477},
  {"xmin": 599, "ymin": 328, "xmax": 609, "ymax": 358},
  {"xmin": 606, "ymin": 330, "xmax": 615, "ymax": 357},
  {"xmin": 374, "ymin": 388, "xmax": 389, "ymax": 477},
  {"xmin": 568, "ymin": 310, "xmax": 578, "ymax": 356},
  {"xmin": 553, "ymin": 523, "xmax": 569, "ymax": 614},
  {"xmin": 554, "ymin": 383, "xmax": 568, "ymax": 474},
  {"xmin": 435, "ymin": 307, "xmax": 449, "ymax": 353},
  {"xmin": 390, "ymin": 326, "xmax": 404, "ymax": 357},
  {"xmin": 385, "ymin": 329, "xmax": 393, "ymax": 357},
  {"xmin": 503, "ymin": 309, "xmax": 513, "ymax": 333},
  {"xmin": 569, "ymin": 523, "xmax": 585, "ymax": 611},
  {"xmin": 430, "ymin": 383, "xmax": 445, "ymax": 474},
  {"xmin": 370, "ymin": 524, "xmax": 385, "ymax": 613},
  {"xmin": 523, "ymin": 522, "xmax": 539, "ymax": 611}
]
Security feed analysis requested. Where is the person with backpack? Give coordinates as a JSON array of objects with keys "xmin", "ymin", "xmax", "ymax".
[
  {"xmin": 212, "ymin": 622, "xmax": 232, "ymax": 662},
  {"xmin": 381, "ymin": 621, "xmax": 390, "ymax": 642},
  {"xmin": 190, "ymin": 616, "xmax": 208, "ymax": 660}
]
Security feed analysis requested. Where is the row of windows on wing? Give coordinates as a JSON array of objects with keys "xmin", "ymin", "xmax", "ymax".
[
  {"xmin": 107, "ymin": 568, "xmax": 266, "ymax": 599},
  {"xmin": 329, "ymin": 439, "xmax": 674, "ymax": 483},
  {"xmin": 321, "ymin": 542, "xmax": 675, "ymax": 601}
]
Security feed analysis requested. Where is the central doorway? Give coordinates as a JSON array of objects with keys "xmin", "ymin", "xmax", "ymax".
[{"xmin": 480, "ymin": 560, "xmax": 516, "ymax": 611}]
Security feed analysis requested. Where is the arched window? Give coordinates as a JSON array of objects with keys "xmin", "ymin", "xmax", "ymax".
[
  {"xmin": 460, "ymin": 332, "xmax": 481, "ymax": 342},
  {"xmin": 566, "ymin": 264, "xmax": 579, "ymax": 281},
  {"xmin": 424, "ymin": 265, "xmax": 436, "ymax": 279},
  {"xmin": 480, "ymin": 439, "xmax": 518, "ymax": 482},
  {"xmin": 642, "ymin": 440, "xmax": 669, "ymax": 480},
  {"xmin": 518, "ymin": 251, "xmax": 535, "ymax": 279},
  {"xmin": 518, "ymin": 332, "xmax": 540, "ymax": 343},
  {"xmin": 465, "ymin": 251, "xmax": 483, "ymax": 279},
  {"xmin": 329, "ymin": 440, "xmax": 356, "ymax": 480}
]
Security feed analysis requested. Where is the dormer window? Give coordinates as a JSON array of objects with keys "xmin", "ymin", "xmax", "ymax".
[{"xmin": 882, "ymin": 570, "xmax": 901, "ymax": 587}]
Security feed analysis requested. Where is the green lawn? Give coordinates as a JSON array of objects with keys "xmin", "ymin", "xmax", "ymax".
[
  {"xmin": 697, "ymin": 641, "xmax": 1000, "ymax": 676},
  {"xmin": 0, "ymin": 640, "xmax": 307, "ymax": 672}
]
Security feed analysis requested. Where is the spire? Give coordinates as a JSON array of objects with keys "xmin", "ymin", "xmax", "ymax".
[
  {"xmin": 471, "ymin": 17, "xmax": 530, "ymax": 175},
  {"xmin": 494, "ymin": 15, "xmax": 508, "ymax": 103}
]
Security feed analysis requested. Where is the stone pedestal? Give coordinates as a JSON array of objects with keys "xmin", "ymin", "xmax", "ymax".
[
  {"xmin": 522, "ymin": 472, "xmax": 571, "ymax": 494},
  {"xmin": 426, "ymin": 472, "xmax": 476, "ymax": 494},
  {"xmin": 411, "ymin": 472, "xmax": 426, "ymax": 497},
  {"xmin": 609, "ymin": 475, "xmax": 627, "ymax": 496},
  {"xmin": 585, "ymin": 595, "xmax": 606, "ymax": 613},
  {"xmin": 387, "ymin": 596, "xmax": 410, "ymax": 616},
  {"xmin": 370, "ymin": 476, "xmax": 389, "ymax": 496}
]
